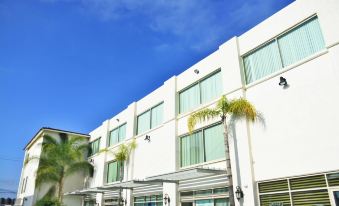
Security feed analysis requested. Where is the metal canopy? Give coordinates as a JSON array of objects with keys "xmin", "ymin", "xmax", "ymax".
[
  {"xmin": 99, "ymin": 180, "xmax": 163, "ymax": 190},
  {"xmin": 64, "ymin": 188, "xmax": 109, "ymax": 196},
  {"xmin": 146, "ymin": 168, "xmax": 226, "ymax": 182}
]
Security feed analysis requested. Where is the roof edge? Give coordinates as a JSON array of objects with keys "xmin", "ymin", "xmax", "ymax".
[{"xmin": 24, "ymin": 127, "xmax": 90, "ymax": 150}]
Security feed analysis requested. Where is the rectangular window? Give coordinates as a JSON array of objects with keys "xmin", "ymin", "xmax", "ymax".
[
  {"xmin": 107, "ymin": 161, "xmax": 123, "ymax": 183},
  {"xmin": 134, "ymin": 194, "xmax": 163, "ymax": 206},
  {"xmin": 243, "ymin": 16, "xmax": 325, "ymax": 84},
  {"xmin": 109, "ymin": 123, "xmax": 127, "ymax": 146},
  {"xmin": 179, "ymin": 71, "xmax": 222, "ymax": 114},
  {"xmin": 89, "ymin": 138, "xmax": 100, "ymax": 156},
  {"xmin": 137, "ymin": 103, "xmax": 164, "ymax": 135},
  {"xmin": 180, "ymin": 124, "xmax": 225, "ymax": 167}
]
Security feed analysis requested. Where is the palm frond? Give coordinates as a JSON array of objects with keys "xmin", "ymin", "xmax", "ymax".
[
  {"xmin": 65, "ymin": 161, "xmax": 93, "ymax": 177},
  {"xmin": 114, "ymin": 144, "xmax": 129, "ymax": 162},
  {"xmin": 128, "ymin": 138, "xmax": 137, "ymax": 152},
  {"xmin": 35, "ymin": 168, "xmax": 60, "ymax": 187},
  {"xmin": 188, "ymin": 108, "xmax": 220, "ymax": 133},
  {"xmin": 216, "ymin": 95, "xmax": 230, "ymax": 114},
  {"xmin": 228, "ymin": 98, "xmax": 258, "ymax": 122}
]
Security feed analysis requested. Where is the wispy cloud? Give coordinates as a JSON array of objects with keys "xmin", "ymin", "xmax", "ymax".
[{"xmin": 40, "ymin": 0, "xmax": 289, "ymax": 51}]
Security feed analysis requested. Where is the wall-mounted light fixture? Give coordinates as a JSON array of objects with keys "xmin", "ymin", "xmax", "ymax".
[
  {"xmin": 144, "ymin": 135, "xmax": 151, "ymax": 142},
  {"xmin": 89, "ymin": 159, "xmax": 94, "ymax": 163},
  {"xmin": 235, "ymin": 186, "xmax": 244, "ymax": 200},
  {"xmin": 164, "ymin": 194, "xmax": 170, "ymax": 205},
  {"xmin": 279, "ymin": 76, "xmax": 288, "ymax": 87},
  {"xmin": 194, "ymin": 69, "xmax": 199, "ymax": 74}
]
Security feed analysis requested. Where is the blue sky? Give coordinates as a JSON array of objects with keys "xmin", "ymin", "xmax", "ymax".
[{"xmin": 0, "ymin": 0, "xmax": 293, "ymax": 197}]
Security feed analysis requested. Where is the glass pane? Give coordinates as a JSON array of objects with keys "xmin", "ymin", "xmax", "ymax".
[
  {"xmin": 107, "ymin": 161, "xmax": 118, "ymax": 183},
  {"xmin": 181, "ymin": 202, "xmax": 193, "ymax": 206},
  {"xmin": 109, "ymin": 128, "xmax": 119, "ymax": 146},
  {"xmin": 180, "ymin": 191, "xmax": 193, "ymax": 197},
  {"xmin": 243, "ymin": 40, "xmax": 282, "ymax": 84},
  {"xmin": 204, "ymin": 124, "xmax": 225, "ymax": 162},
  {"xmin": 119, "ymin": 124, "xmax": 126, "ymax": 142},
  {"xmin": 195, "ymin": 189, "xmax": 213, "ymax": 196},
  {"xmin": 215, "ymin": 199, "xmax": 229, "ymax": 206},
  {"xmin": 137, "ymin": 111, "xmax": 151, "ymax": 134},
  {"xmin": 135, "ymin": 196, "xmax": 145, "ymax": 203},
  {"xmin": 181, "ymin": 131, "xmax": 204, "ymax": 167},
  {"xmin": 214, "ymin": 188, "xmax": 228, "ymax": 194},
  {"xmin": 200, "ymin": 71, "xmax": 222, "ymax": 104},
  {"xmin": 260, "ymin": 193, "xmax": 291, "ymax": 206},
  {"xmin": 334, "ymin": 191, "xmax": 339, "ymax": 206},
  {"xmin": 179, "ymin": 83, "xmax": 200, "ymax": 113},
  {"xmin": 151, "ymin": 103, "xmax": 163, "ymax": 128},
  {"xmin": 195, "ymin": 199, "xmax": 213, "ymax": 206},
  {"xmin": 278, "ymin": 17, "xmax": 325, "ymax": 67},
  {"xmin": 156, "ymin": 195, "xmax": 163, "ymax": 201}
]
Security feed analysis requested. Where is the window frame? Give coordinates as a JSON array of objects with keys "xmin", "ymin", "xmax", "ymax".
[
  {"xmin": 106, "ymin": 160, "xmax": 123, "ymax": 184},
  {"xmin": 136, "ymin": 102, "xmax": 164, "ymax": 135},
  {"xmin": 88, "ymin": 137, "xmax": 101, "ymax": 157},
  {"xmin": 108, "ymin": 123, "xmax": 127, "ymax": 147},
  {"xmin": 179, "ymin": 122, "xmax": 224, "ymax": 168},
  {"xmin": 178, "ymin": 69, "xmax": 222, "ymax": 114},
  {"xmin": 242, "ymin": 15, "xmax": 325, "ymax": 84}
]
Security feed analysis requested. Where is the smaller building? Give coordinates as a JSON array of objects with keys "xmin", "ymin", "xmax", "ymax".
[{"xmin": 15, "ymin": 127, "xmax": 90, "ymax": 206}]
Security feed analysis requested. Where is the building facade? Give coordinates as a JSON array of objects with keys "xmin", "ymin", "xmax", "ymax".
[
  {"xmin": 15, "ymin": 128, "xmax": 90, "ymax": 206},
  {"xmin": 16, "ymin": 0, "xmax": 339, "ymax": 205}
]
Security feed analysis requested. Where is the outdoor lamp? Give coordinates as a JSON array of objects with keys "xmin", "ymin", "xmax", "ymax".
[
  {"xmin": 164, "ymin": 194, "xmax": 170, "ymax": 205},
  {"xmin": 194, "ymin": 69, "xmax": 199, "ymax": 74},
  {"xmin": 235, "ymin": 186, "xmax": 244, "ymax": 200},
  {"xmin": 144, "ymin": 135, "xmax": 151, "ymax": 142},
  {"xmin": 278, "ymin": 76, "xmax": 288, "ymax": 86}
]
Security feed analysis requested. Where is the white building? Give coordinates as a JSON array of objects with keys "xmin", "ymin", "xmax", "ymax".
[
  {"xmin": 16, "ymin": 0, "xmax": 339, "ymax": 205},
  {"xmin": 15, "ymin": 128, "xmax": 90, "ymax": 206}
]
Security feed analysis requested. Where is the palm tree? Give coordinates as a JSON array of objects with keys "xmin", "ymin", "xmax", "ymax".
[
  {"xmin": 34, "ymin": 134, "xmax": 93, "ymax": 204},
  {"xmin": 188, "ymin": 95, "xmax": 260, "ymax": 206},
  {"xmin": 113, "ymin": 139, "xmax": 137, "ymax": 206}
]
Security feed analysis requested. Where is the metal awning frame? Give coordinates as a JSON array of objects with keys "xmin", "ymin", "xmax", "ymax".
[{"xmin": 146, "ymin": 167, "xmax": 227, "ymax": 182}]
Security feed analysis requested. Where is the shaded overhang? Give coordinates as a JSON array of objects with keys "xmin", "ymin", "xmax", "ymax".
[
  {"xmin": 65, "ymin": 188, "xmax": 109, "ymax": 196},
  {"xmin": 98, "ymin": 180, "xmax": 167, "ymax": 190},
  {"xmin": 146, "ymin": 168, "xmax": 227, "ymax": 182}
]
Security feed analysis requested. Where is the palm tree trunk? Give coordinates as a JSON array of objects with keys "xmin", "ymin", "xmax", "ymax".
[
  {"xmin": 118, "ymin": 161, "xmax": 124, "ymax": 206},
  {"xmin": 223, "ymin": 118, "xmax": 235, "ymax": 206},
  {"xmin": 58, "ymin": 175, "xmax": 64, "ymax": 204}
]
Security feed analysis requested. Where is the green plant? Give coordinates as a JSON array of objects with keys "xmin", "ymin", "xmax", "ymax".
[
  {"xmin": 113, "ymin": 139, "xmax": 137, "ymax": 206},
  {"xmin": 188, "ymin": 95, "xmax": 261, "ymax": 206},
  {"xmin": 33, "ymin": 133, "xmax": 93, "ymax": 204},
  {"xmin": 35, "ymin": 197, "xmax": 62, "ymax": 206}
]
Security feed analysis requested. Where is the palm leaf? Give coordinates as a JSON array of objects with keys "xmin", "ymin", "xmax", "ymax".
[
  {"xmin": 228, "ymin": 98, "xmax": 258, "ymax": 122},
  {"xmin": 65, "ymin": 161, "xmax": 93, "ymax": 177},
  {"xmin": 188, "ymin": 108, "xmax": 220, "ymax": 133}
]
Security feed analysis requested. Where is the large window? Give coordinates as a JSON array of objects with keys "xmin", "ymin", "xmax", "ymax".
[
  {"xmin": 107, "ymin": 161, "xmax": 123, "ymax": 183},
  {"xmin": 88, "ymin": 138, "xmax": 100, "ymax": 157},
  {"xmin": 180, "ymin": 188, "xmax": 229, "ymax": 206},
  {"xmin": 109, "ymin": 123, "xmax": 126, "ymax": 146},
  {"xmin": 181, "ymin": 124, "xmax": 225, "ymax": 167},
  {"xmin": 137, "ymin": 103, "xmax": 164, "ymax": 135},
  {"xmin": 179, "ymin": 71, "xmax": 222, "ymax": 114},
  {"xmin": 243, "ymin": 16, "xmax": 325, "ymax": 84},
  {"xmin": 134, "ymin": 194, "xmax": 163, "ymax": 206}
]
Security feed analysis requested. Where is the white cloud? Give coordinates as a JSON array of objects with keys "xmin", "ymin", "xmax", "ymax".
[{"xmin": 40, "ymin": 0, "xmax": 288, "ymax": 51}]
